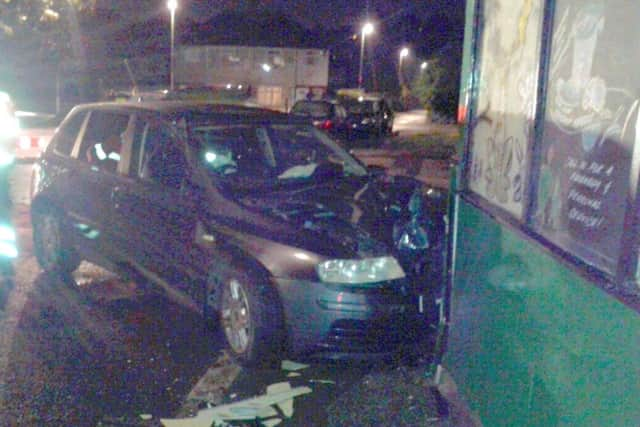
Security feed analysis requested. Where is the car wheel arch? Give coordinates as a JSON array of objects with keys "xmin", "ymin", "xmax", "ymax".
[
  {"xmin": 205, "ymin": 243, "xmax": 282, "ymax": 315},
  {"xmin": 205, "ymin": 243, "xmax": 288, "ymax": 364}
]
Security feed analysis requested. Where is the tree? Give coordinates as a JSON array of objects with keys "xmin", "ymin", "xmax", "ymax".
[
  {"xmin": 0, "ymin": 0, "xmax": 95, "ymax": 62},
  {"xmin": 411, "ymin": 43, "xmax": 461, "ymax": 120}
]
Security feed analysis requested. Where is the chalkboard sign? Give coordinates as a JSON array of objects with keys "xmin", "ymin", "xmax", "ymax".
[{"xmin": 533, "ymin": 0, "xmax": 639, "ymax": 274}]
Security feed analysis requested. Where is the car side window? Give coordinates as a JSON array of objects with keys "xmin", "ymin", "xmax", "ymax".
[
  {"xmin": 52, "ymin": 111, "xmax": 86, "ymax": 156},
  {"xmin": 137, "ymin": 121, "xmax": 187, "ymax": 190},
  {"xmin": 77, "ymin": 111, "xmax": 131, "ymax": 174}
]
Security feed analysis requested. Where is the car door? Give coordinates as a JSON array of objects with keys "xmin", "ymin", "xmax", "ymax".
[
  {"xmin": 112, "ymin": 115, "xmax": 208, "ymax": 302},
  {"xmin": 64, "ymin": 109, "xmax": 134, "ymax": 264}
]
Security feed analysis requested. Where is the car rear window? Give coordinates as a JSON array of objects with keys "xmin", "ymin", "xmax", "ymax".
[
  {"xmin": 52, "ymin": 111, "xmax": 86, "ymax": 156},
  {"xmin": 346, "ymin": 101, "xmax": 375, "ymax": 114},
  {"xmin": 291, "ymin": 101, "xmax": 331, "ymax": 118}
]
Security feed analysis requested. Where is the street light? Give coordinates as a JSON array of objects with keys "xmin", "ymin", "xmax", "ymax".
[
  {"xmin": 398, "ymin": 47, "xmax": 409, "ymax": 83},
  {"xmin": 358, "ymin": 22, "xmax": 374, "ymax": 90},
  {"xmin": 167, "ymin": 0, "xmax": 178, "ymax": 91},
  {"xmin": 421, "ymin": 61, "xmax": 428, "ymax": 71},
  {"xmin": 399, "ymin": 47, "xmax": 410, "ymax": 109}
]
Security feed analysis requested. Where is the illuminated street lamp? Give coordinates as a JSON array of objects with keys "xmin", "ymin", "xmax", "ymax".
[
  {"xmin": 421, "ymin": 61, "xmax": 428, "ymax": 71},
  {"xmin": 398, "ymin": 47, "xmax": 410, "ymax": 109},
  {"xmin": 398, "ymin": 47, "xmax": 410, "ymax": 83},
  {"xmin": 358, "ymin": 22, "xmax": 374, "ymax": 90},
  {"xmin": 168, "ymin": 0, "xmax": 178, "ymax": 91},
  {"xmin": 399, "ymin": 47, "xmax": 409, "ymax": 63}
]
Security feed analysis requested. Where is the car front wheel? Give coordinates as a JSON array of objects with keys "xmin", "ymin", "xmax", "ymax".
[
  {"xmin": 32, "ymin": 210, "xmax": 80, "ymax": 274},
  {"xmin": 218, "ymin": 268, "xmax": 284, "ymax": 366}
]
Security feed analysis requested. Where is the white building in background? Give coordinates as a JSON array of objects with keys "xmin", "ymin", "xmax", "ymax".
[{"xmin": 175, "ymin": 45, "xmax": 329, "ymax": 111}]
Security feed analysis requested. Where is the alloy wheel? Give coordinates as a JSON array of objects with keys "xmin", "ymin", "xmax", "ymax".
[{"xmin": 221, "ymin": 278, "xmax": 252, "ymax": 355}]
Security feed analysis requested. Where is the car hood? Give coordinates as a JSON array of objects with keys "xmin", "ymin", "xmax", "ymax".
[{"xmin": 227, "ymin": 175, "xmax": 423, "ymax": 259}]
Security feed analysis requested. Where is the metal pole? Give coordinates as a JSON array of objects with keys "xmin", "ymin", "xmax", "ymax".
[
  {"xmin": 170, "ymin": 9, "xmax": 175, "ymax": 91},
  {"xmin": 358, "ymin": 31, "xmax": 365, "ymax": 89}
]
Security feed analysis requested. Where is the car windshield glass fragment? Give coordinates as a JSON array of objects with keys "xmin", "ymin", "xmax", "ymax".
[{"xmin": 190, "ymin": 123, "xmax": 367, "ymax": 185}]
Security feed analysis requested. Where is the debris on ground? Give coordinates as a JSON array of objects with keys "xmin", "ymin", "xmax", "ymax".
[
  {"xmin": 186, "ymin": 353, "xmax": 242, "ymax": 405},
  {"xmin": 280, "ymin": 360, "xmax": 309, "ymax": 372},
  {"xmin": 325, "ymin": 365, "xmax": 448, "ymax": 427},
  {"xmin": 161, "ymin": 381, "xmax": 312, "ymax": 427}
]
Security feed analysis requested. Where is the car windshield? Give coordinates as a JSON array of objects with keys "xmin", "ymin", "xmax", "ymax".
[
  {"xmin": 189, "ymin": 122, "xmax": 367, "ymax": 187},
  {"xmin": 290, "ymin": 101, "xmax": 331, "ymax": 118}
]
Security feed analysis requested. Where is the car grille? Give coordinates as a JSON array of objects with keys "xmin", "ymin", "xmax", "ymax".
[{"xmin": 319, "ymin": 317, "xmax": 424, "ymax": 353}]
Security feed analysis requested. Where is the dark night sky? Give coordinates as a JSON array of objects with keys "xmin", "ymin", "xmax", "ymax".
[{"xmin": 103, "ymin": 0, "xmax": 464, "ymax": 30}]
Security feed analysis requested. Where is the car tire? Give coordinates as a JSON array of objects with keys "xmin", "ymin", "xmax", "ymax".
[
  {"xmin": 217, "ymin": 267, "xmax": 284, "ymax": 366},
  {"xmin": 32, "ymin": 209, "xmax": 80, "ymax": 274}
]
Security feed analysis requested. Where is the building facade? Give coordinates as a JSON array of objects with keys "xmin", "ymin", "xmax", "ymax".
[{"xmin": 175, "ymin": 45, "xmax": 329, "ymax": 111}]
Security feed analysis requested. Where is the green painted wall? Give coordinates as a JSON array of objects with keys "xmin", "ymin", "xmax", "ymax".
[{"xmin": 444, "ymin": 198, "xmax": 640, "ymax": 426}]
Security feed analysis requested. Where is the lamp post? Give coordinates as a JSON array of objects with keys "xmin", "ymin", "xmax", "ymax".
[
  {"xmin": 399, "ymin": 47, "xmax": 409, "ymax": 80},
  {"xmin": 399, "ymin": 47, "xmax": 410, "ymax": 109},
  {"xmin": 358, "ymin": 22, "xmax": 374, "ymax": 90},
  {"xmin": 168, "ymin": 0, "xmax": 178, "ymax": 91}
]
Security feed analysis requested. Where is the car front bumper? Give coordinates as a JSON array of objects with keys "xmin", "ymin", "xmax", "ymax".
[{"xmin": 274, "ymin": 277, "xmax": 429, "ymax": 358}]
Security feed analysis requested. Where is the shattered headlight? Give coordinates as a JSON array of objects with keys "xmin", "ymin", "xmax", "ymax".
[
  {"xmin": 316, "ymin": 256, "xmax": 405, "ymax": 284},
  {"xmin": 0, "ymin": 224, "xmax": 17, "ymax": 258}
]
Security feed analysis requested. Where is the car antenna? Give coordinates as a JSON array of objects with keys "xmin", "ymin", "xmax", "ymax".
[{"xmin": 124, "ymin": 59, "xmax": 139, "ymax": 97}]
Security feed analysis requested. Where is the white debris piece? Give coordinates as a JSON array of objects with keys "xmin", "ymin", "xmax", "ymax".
[
  {"xmin": 286, "ymin": 372, "xmax": 302, "ymax": 378},
  {"xmin": 266, "ymin": 382, "xmax": 294, "ymax": 417},
  {"xmin": 139, "ymin": 414, "xmax": 153, "ymax": 420},
  {"xmin": 160, "ymin": 383, "xmax": 312, "ymax": 427},
  {"xmin": 262, "ymin": 418, "xmax": 283, "ymax": 427},
  {"xmin": 281, "ymin": 360, "xmax": 309, "ymax": 371},
  {"xmin": 309, "ymin": 379, "xmax": 336, "ymax": 385}
]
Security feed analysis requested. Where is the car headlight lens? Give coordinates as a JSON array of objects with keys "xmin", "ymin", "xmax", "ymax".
[
  {"xmin": 0, "ymin": 149, "xmax": 14, "ymax": 166},
  {"xmin": 0, "ymin": 224, "xmax": 17, "ymax": 258},
  {"xmin": 317, "ymin": 256, "xmax": 405, "ymax": 284},
  {"xmin": 0, "ymin": 115, "xmax": 19, "ymax": 139}
]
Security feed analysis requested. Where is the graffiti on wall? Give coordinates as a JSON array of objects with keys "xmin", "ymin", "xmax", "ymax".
[{"xmin": 468, "ymin": 0, "xmax": 542, "ymax": 218}]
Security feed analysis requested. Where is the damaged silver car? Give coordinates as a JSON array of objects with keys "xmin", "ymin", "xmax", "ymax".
[{"xmin": 30, "ymin": 101, "xmax": 446, "ymax": 365}]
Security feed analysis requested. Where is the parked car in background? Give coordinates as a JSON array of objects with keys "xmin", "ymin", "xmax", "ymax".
[
  {"xmin": 289, "ymin": 99, "xmax": 352, "ymax": 141},
  {"xmin": 15, "ymin": 112, "xmax": 61, "ymax": 161},
  {"xmin": 31, "ymin": 101, "xmax": 446, "ymax": 365},
  {"xmin": 343, "ymin": 95, "xmax": 394, "ymax": 137}
]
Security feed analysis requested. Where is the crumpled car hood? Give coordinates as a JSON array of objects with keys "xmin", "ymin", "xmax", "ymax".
[{"xmin": 233, "ymin": 175, "xmax": 423, "ymax": 258}]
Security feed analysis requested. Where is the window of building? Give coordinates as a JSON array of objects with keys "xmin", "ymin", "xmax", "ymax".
[
  {"xmin": 531, "ymin": 0, "xmax": 640, "ymax": 275},
  {"xmin": 466, "ymin": 0, "xmax": 544, "ymax": 219}
]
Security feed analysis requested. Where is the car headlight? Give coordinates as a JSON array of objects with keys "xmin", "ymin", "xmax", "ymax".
[
  {"xmin": 0, "ymin": 224, "xmax": 17, "ymax": 258},
  {"xmin": 317, "ymin": 256, "xmax": 405, "ymax": 284},
  {"xmin": 0, "ymin": 149, "xmax": 14, "ymax": 166},
  {"xmin": 0, "ymin": 115, "xmax": 19, "ymax": 139}
]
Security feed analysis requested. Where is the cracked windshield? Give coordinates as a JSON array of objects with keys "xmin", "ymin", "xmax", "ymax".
[{"xmin": 195, "ymin": 123, "xmax": 367, "ymax": 183}]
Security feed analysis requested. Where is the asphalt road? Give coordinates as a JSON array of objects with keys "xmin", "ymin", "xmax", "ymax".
[{"xmin": 0, "ymin": 112, "xmax": 444, "ymax": 426}]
